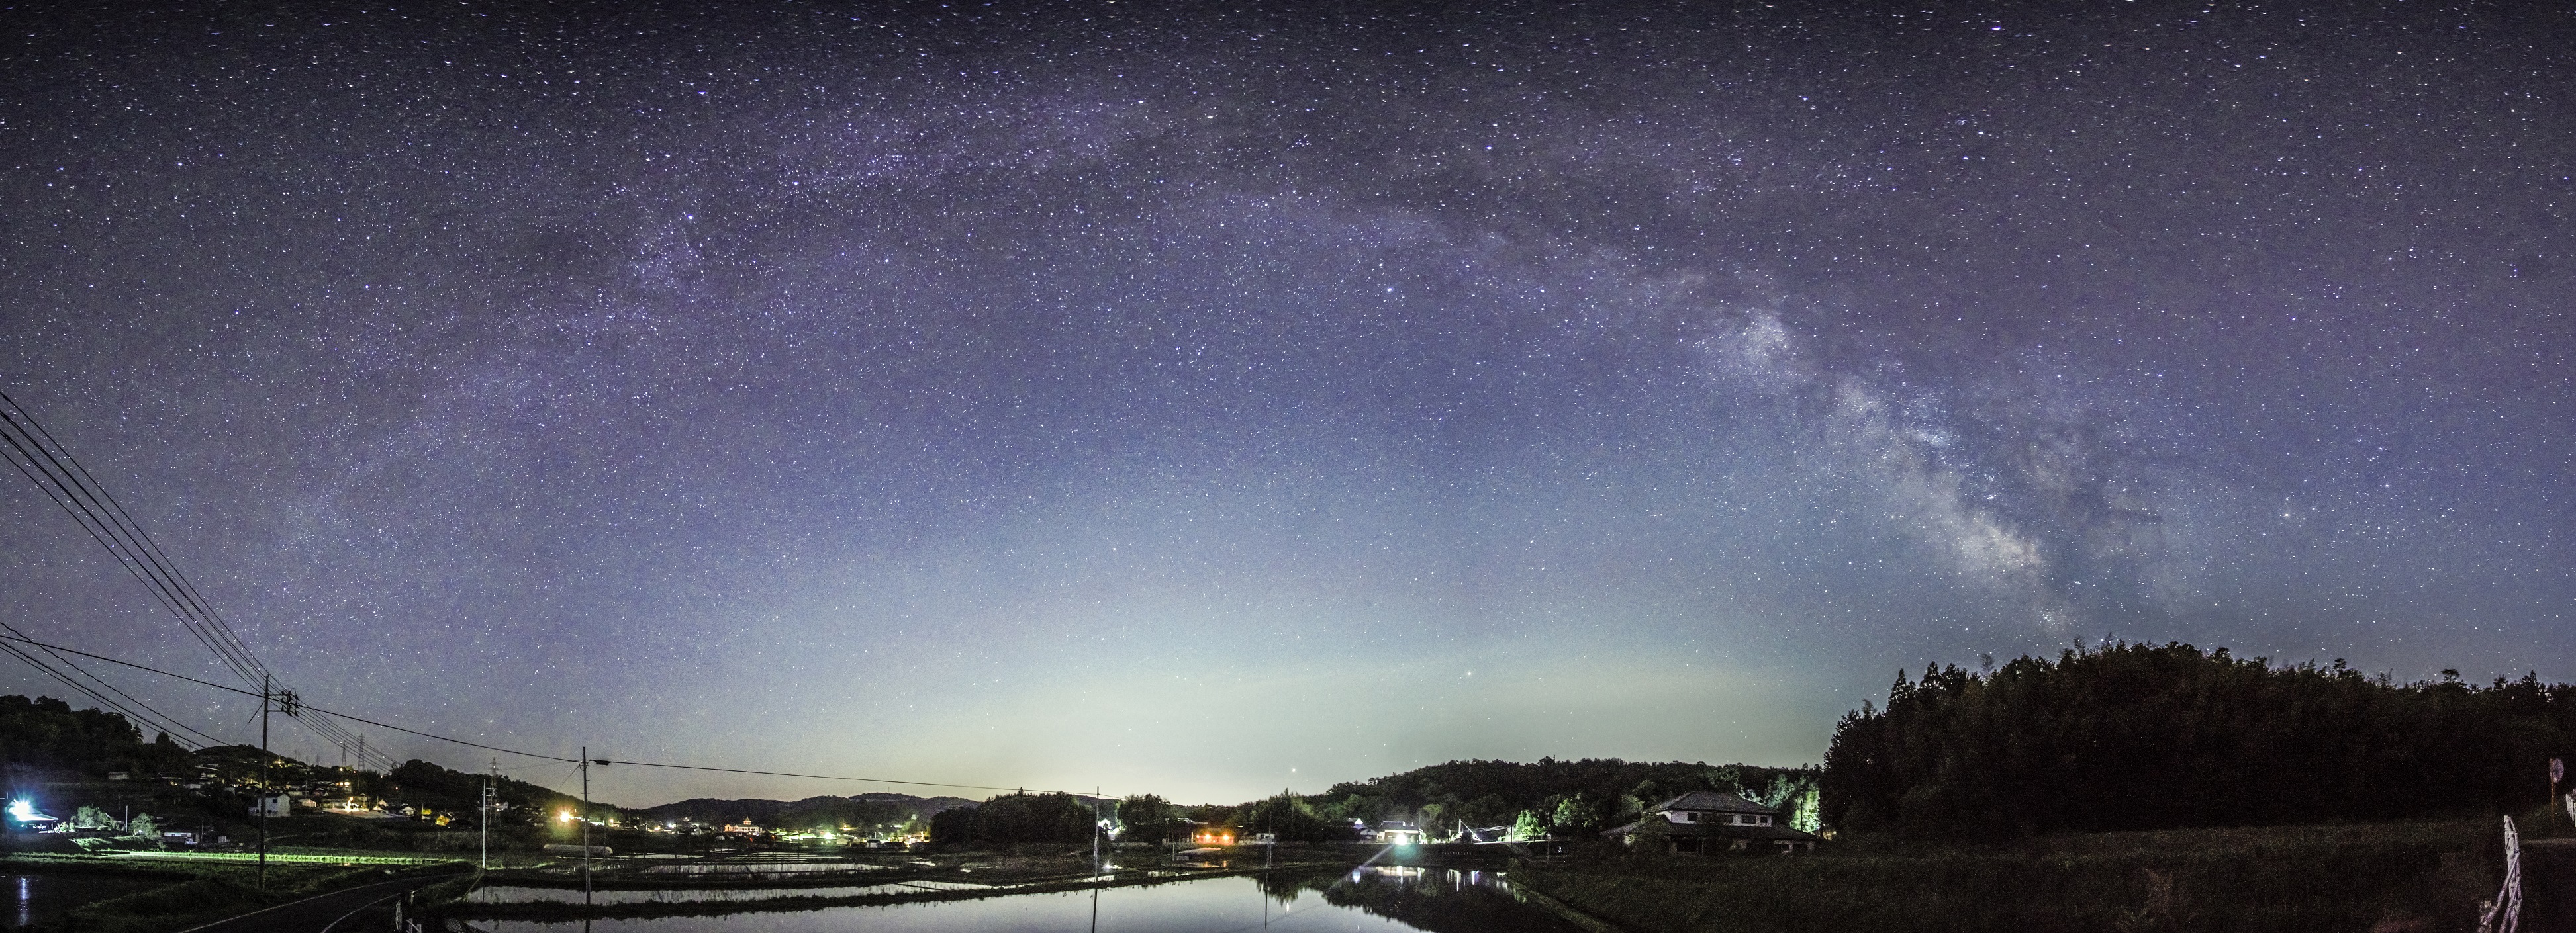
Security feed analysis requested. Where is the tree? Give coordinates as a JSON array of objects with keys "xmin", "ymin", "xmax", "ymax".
[
  {"xmin": 1241, "ymin": 791, "xmax": 1346, "ymax": 842},
  {"xmin": 125, "ymin": 813, "xmax": 157, "ymax": 840},
  {"xmin": 931, "ymin": 793, "xmax": 1097, "ymax": 846},
  {"xmin": 1507, "ymin": 809, "xmax": 1545, "ymax": 842},
  {"xmin": 930, "ymin": 805, "xmax": 975, "ymax": 843},
  {"xmin": 1415, "ymin": 802, "xmax": 1451, "ymax": 840},
  {"xmin": 1549, "ymin": 795, "xmax": 1590, "ymax": 832},
  {"xmin": 1117, "ymin": 795, "xmax": 1179, "ymax": 841},
  {"xmin": 1741, "ymin": 773, "xmax": 1820, "ymax": 832}
]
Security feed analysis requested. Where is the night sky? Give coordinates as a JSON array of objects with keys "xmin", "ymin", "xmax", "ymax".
[{"xmin": 3, "ymin": 2, "xmax": 2571, "ymax": 807}]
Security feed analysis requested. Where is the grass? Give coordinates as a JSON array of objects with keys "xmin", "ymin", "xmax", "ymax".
[{"xmin": 1514, "ymin": 817, "xmax": 2524, "ymax": 933}]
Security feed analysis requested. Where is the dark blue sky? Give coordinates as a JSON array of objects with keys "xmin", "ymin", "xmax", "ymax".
[{"xmin": 3, "ymin": 1, "xmax": 2570, "ymax": 805}]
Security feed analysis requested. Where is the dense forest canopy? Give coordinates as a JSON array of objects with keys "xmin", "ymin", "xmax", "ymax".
[
  {"xmin": 1822, "ymin": 641, "xmax": 2576, "ymax": 839},
  {"xmin": 929, "ymin": 791, "xmax": 1104, "ymax": 845}
]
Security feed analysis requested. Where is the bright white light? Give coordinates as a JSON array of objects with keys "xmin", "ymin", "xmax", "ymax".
[{"xmin": 5, "ymin": 800, "xmax": 33, "ymax": 822}]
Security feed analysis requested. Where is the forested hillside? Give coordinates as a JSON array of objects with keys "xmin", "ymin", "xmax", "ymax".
[
  {"xmin": 0, "ymin": 694, "xmax": 194, "ymax": 778},
  {"xmin": 1822, "ymin": 641, "xmax": 2576, "ymax": 839}
]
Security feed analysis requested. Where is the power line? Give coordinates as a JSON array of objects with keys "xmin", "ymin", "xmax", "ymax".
[
  {"xmin": 0, "ymin": 391, "xmax": 385, "ymax": 768},
  {"xmin": 0, "ymin": 421, "xmax": 262, "ymax": 686},
  {"xmin": 0, "ymin": 621, "xmax": 224, "ymax": 748},
  {"xmin": 0, "ymin": 631, "xmax": 1114, "ymax": 799},
  {"xmin": 0, "ymin": 631, "xmax": 572, "ymax": 765},
  {"xmin": 0, "ymin": 396, "xmax": 269, "ymax": 686},
  {"xmin": 588, "ymin": 759, "xmax": 1052, "ymax": 796},
  {"xmin": 5, "ymin": 393, "xmax": 274, "ymax": 680},
  {"xmin": 0, "ymin": 638, "xmax": 202, "ymax": 747}
]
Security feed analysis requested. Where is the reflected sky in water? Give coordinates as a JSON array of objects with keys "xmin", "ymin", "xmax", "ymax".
[{"xmin": 476, "ymin": 869, "xmax": 1573, "ymax": 932}]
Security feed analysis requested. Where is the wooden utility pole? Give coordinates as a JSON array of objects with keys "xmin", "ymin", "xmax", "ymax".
[
  {"xmin": 481, "ymin": 758, "xmax": 495, "ymax": 869},
  {"xmin": 257, "ymin": 675, "xmax": 268, "ymax": 890},
  {"xmin": 256, "ymin": 682, "xmax": 302, "ymax": 890},
  {"xmin": 581, "ymin": 748, "xmax": 591, "ymax": 905}
]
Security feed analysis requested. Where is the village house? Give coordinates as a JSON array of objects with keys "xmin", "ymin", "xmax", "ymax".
[{"xmin": 1602, "ymin": 790, "xmax": 1819, "ymax": 855}]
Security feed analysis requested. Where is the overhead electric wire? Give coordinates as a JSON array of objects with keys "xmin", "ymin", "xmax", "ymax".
[
  {"xmin": 0, "ymin": 619, "xmax": 222, "ymax": 748},
  {"xmin": 0, "ymin": 630, "xmax": 576, "ymax": 764},
  {"xmin": 0, "ymin": 625, "xmax": 224, "ymax": 749},
  {"xmin": 0, "ymin": 396, "xmax": 269, "ymax": 686},
  {"xmin": 0, "ymin": 639, "xmax": 182, "ymax": 741},
  {"xmin": 0, "ymin": 623, "xmax": 208, "ymax": 747},
  {"xmin": 0, "ymin": 398, "xmax": 1106, "ymax": 795},
  {"xmin": 0, "ymin": 423, "xmax": 262, "ymax": 686},
  {"xmin": 1, "ymin": 394, "xmax": 272, "ymax": 683},
  {"xmin": 0, "ymin": 391, "xmax": 390, "ymax": 766},
  {"xmin": 577, "ymin": 758, "xmax": 1056, "ymax": 795},
  {"xmin": 0, "ymin": 631, "xmax": 1116, "ymax": 798},
  {"xmin": 0, "ymin": 391, "xmax": 271, "ymax": 674}
]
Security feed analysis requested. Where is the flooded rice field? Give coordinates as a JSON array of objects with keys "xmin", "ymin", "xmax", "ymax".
[{"xmin": 465, "ymin": 866, "xmax": 1582, "ymax": 932}]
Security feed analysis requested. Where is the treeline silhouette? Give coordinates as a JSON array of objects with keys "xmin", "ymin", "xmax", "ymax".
[
  {"xmin": 929, "ymin": 791, "xmax": 1104, "ymax": 845},
  {"xmin": 0, "ymin": 693, "xmax": 193, "ymax": 778},
  {"xmin": 1821, "ymin": 641, "xmax": 2576, "ymax": 838}
]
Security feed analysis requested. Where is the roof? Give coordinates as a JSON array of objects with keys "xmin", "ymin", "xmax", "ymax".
[
  {"xmin": 1602, "ymin": 819, "xmax": 1821, "ymax": 842},
  {"xmin": 1648, "ymin": 791, "xmax": 1774, "ymax": 815}
]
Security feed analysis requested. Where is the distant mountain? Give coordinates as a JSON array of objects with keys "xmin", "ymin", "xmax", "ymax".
[{"xmin": 633, "ymin": 793, "xmax": 978, "ymax": 831}]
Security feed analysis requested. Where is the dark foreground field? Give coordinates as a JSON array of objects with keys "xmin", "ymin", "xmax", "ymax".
[
  {"xmin": 1516, "ymin": 817, "xmax": 2542, "ymax": 933},
  {"xmin": 0, "ymin": 851, "xmax": 472, "ymax": 932}
]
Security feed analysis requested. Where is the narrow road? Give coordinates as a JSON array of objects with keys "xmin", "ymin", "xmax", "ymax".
[{"xmin": 175, "ymin": 868, "xmax": 471, "ymax": 933}]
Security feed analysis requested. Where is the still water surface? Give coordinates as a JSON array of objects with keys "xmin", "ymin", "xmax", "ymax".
[
  {"xmin": 8, "ymin": 873, "xmax": 160, "ymax": 928},
  {"xmin": 475, "ymin": 867, "xmax": 1580, "ymax": 932}
]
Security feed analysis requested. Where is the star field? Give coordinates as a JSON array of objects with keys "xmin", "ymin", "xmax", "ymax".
[{"xmin": 2, "ymin": 1, "xmax": 2571, "ymax": 805}]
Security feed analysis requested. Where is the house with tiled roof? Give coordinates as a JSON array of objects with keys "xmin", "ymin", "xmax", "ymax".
[{"xmin": 1601, "ymin": 790, "xmax": 1819, "ymax": 854}]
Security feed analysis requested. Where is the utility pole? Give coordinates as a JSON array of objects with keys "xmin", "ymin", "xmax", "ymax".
[
  {"xmin": 581, "ymin": 747, "xmax": 591, "ymax": 905},
  {"xmin": 256, "ymin": 676, "xmax": 297, "ymax": 890},
  {"xmin": 258, "ymin": 674, "xmax": 269, "ymax": 890},
  {"xmin": 481, "ymin": 758, "xmax": 495, "ymax": 870},
  {"xmin": 1092, "ymin": 787, "xmax": 1102, "ymax": 877}
]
